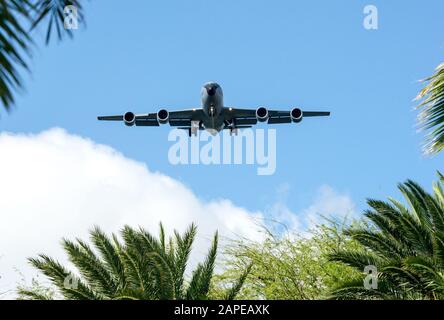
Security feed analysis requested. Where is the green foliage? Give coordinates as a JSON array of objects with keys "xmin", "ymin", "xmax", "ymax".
[
  {"xmin": 19, "ymin": 223, "xmax": 250, "ymax": 300},
  {"xmin": 417, "ymin": 62, "xmax": 444, "ymax": 155},
  {"xmin": 0, "ymin": 0, "xmax": 85, "ymax": 111},
  {"xmin": 210, "ymin": 219, "xmax": 361, "ymax": 300},
  {"xmin": 329, "ymin": 173, "xmax": 444, "ymax": 300},
  {"xmin": 17, "ymin": 278, "xmax": 57, "ymax": 300}
]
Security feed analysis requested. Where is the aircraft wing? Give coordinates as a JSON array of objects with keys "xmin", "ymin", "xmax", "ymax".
[
  {"xmin": 97, "ymin": 109, "xmax": 206, "ymax": 127},
  {"xmin": 223, "ymin": 107, "xmax": 330, "ymax": 126}
]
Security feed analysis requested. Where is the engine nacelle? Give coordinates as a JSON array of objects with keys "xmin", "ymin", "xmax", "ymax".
[
  {"xmin": 256, "ymin": 106, "xmax": 269, "ymax": 122},
  {"xmin": 290, "ymin": 107, "xmax": 303, "ymax": 123},
  {"xmin": 123, "ymin": 112, "xmax": 136, "ymax": 126},
  {"xmin": 157, "ymin": 109, "xmax": 169, "ymax": 124}
]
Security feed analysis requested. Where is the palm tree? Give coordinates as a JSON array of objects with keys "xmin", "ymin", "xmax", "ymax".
[
  {"xmin": 417, "ymin": 62, "xmax": 444, "ymax": 155},
  {"xmin": 19, "ymin": 223, "xmax": 250, "ymax": 300},
  {"xmin": 328, "ymin": 173, "xmax": 444, "ymax": 299},
  {"xmin": 1, "ymin": 0, "xmax": 84, "ymax": 111}
]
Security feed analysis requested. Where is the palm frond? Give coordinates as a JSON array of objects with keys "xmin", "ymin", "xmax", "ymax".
[
  {"xmin": 0, "ymin": 0, "xmax": 85, "ymax": 111},
  {"xmin": 62, "ymin": 238, "xmax": 117, "ymax": 297},
  {"xmin": 174, "ymin": 223, "xmax": 197, "ymax": 298},
  {"xmin": 186, "ymin": 232, "xmax": 218, "ymax": 299},
  {"xmin": 18, "ymin": 289, "xmax": 54, "ymax": 300},
  {"xmin": 328, "ymin": 249, "xmax": 384, "ymax": 270},
  {"xmin": 28, "ymin": 254, "xmax": 100, "ymax": 299},
  {"xmin": 223, "ymin": 263, "xmax": 252, "ymax": 300},
  {"xmin": 0, "ymin": 0, "xmax": 32, "ymax": 110},
  {"xmin": 24, "ymin": 223, "xmax": 234, "ymax": 300},
  {"xmin": 186, "ymin": 265, "xmax": 204, "ymax": 300},
  {"xmin": 30, "ymin": 0, "xmax": 84, "ymax": 44},
  {"xmin": 89, "ymin": 226, "xmax": 126, "ymax": 290},
  {"xmin": 329, "ymin": 173, "xmax": 444, "ymax": 299},
  {"xmin": 417, "ymin": 62, "xmax": 444, "ymax": 155},
  {"xmin": 328, "ymin": 277, "xmax": 405, "ymax": 300}
]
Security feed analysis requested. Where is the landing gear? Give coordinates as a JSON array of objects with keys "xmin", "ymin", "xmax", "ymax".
[
  {"xmin": 229, "ymin": 119, "xmax": 238, "ymax": 136},
  {"xmin": 189, "ymin": 120, "xmax": 200, "ymax": 137}
]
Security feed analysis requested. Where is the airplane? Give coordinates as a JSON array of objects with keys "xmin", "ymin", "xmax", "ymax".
[{"xmin": 97, "ymin": 82, "xmax": 330, "ymax": 136}]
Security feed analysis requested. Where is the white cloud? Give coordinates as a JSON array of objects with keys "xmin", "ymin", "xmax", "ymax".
[
  {"xmin": 301, "ymin": 185, "xmax": 356, "ymax": 230},
  {"xmin": 0, "ymin": 128, "xmax": 356, "ymax": 298},
  {"xmin": 265, "ymin": 184, "xmax": 356, "ymax": 237},
  {"xmin": 0, "ymin": 128, "xmax": 264, "ymax": 297}
]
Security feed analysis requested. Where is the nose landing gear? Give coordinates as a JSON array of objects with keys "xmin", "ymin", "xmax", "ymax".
[{"xmin": 209, "ymin": 106, "xmax": 216, "ymax": 117}]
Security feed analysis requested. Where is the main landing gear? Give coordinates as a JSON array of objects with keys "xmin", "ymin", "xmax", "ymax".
[{"xmin": 188, "ymin": 120, "xmax": 200, "ymax": 137}]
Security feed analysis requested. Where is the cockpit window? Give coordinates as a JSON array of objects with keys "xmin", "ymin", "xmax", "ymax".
[{"xmin": 205, "ymin": 83, "xmax": 219, "ymax": 89}]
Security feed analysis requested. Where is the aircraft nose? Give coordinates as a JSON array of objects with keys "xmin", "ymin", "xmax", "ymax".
[{"xmin": 206, "ymin": 86, "xmax": 216, "ymax": 96}]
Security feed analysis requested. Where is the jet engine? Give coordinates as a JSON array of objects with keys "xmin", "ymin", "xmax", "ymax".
[
  {"xmin": 256, "ymin": 107, "xmax": 269, "ymax": 122},
  {"xmin": 123, "ymin": 112, "xmax": 136, "ymax": 126},
  {"xmin": 157, "ymin": 109, "xmax": 169, "ymax": 124},
  {"xmin": 290, "ymin": 107, "xmax": 303, "ymax": 123}
]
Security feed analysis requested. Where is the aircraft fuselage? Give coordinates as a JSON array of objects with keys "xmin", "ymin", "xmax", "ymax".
[{"xmin": 200, "ymin": 82, "xmax": 226, "ymax": 132}]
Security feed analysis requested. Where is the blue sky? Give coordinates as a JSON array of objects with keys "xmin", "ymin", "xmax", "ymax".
[{"xmin": 2, "ymin": 0, "xmax": 444, "ymax": 218}]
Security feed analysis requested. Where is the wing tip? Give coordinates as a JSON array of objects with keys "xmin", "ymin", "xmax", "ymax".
[{"xmin": 97, "ymin": 115, "xmax": 124, "ymax": 121}]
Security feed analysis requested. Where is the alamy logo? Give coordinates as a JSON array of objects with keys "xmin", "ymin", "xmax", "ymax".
[
  {"xmin": 363, "ymin": 5, "xmax": 378, "ymax": 30},
  {"xmin": 64, "ymin": 273, "xmax": 79, "ymax": 290},
  {"xmin": 168, "ymin": 128, "xmax": 277, "ymax": 175},
  {"xmin": 64, "ymin": 5, "xmax": 78, "ymax": 30},
  {"xmin": 363, "ymin": 265, "xmax": 378, "ymax": 290}
]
